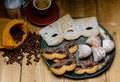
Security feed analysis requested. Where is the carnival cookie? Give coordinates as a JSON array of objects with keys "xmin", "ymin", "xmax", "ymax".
[
  {"xmin": 50, "ymin": 56, "xmax": 76, "ymax": 75},
  {"xmin": 74, "ymin": 60, "xmax": 98, "ymax": 74},
  {"xmin": 64, "ymin": 41, "xmax": 77, "ymax": 54}
]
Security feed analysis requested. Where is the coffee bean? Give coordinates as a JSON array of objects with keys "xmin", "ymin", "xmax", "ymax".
[
  {"xmin": 10, "ymin": 25, "xmax": 24, "ymax": 43},
  {"xmin": 26, "ymin": 60, "xmax": 32, "ymax": 65},
  {"xmin": 2, "ymin": 32, "xmax": 42, "ymax": 66}
]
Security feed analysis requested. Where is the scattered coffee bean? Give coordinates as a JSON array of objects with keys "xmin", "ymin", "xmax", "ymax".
[
  {"xmin": 26, "ymin": 60, "xmax": 32, "ymax": 65},
  {"xmin": 1, "ymin": 32, "xmax": 42, "ymax": 66}
]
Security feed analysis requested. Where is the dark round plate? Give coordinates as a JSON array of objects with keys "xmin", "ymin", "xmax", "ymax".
[
  {"xmin": 41, "ymin": 25, "xmax": 115, "ymax": 79},
  {"xmin": 25, "ymin": 2, "xmax": 60, "ymax": 26}
]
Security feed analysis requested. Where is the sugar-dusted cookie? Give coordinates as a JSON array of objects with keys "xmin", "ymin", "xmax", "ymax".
[
  {"xmin": 86, "ymin": 36, "xmax": 101, "ymax": 47},
  {"xmin": 78, "ymin": 44, "xmax": 92, "ymax": 59}
]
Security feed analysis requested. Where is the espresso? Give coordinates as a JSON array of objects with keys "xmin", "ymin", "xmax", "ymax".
[{"xmin": 36, "ymin": 1, "xmax": 49, "ymax": 9}]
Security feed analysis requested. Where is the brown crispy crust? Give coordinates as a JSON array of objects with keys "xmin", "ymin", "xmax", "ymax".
[
  {"xmin": 74, "ymin": 65, "xmax": 98, "ymax": 74},
  {"xmin": 85, "ymin": 65, "xmax": 98, "ymax": 74},
  {"xmin": 43, "ymin": 53, "xmax": 67, "ymax": 60},
  {"xmin": 74, "ymin": 69, "xmax": 86, "ymax": 74},
  {"xmin": 53, "ymin": 58, "xmax": 64, "ymax": 63},
  {"xmin": 50, "ymin": 64, "xmax": 76, "ymax": 75},
  {"xmin": 69, "ymin": 45, "xmax": 77, "ymax": 54}
]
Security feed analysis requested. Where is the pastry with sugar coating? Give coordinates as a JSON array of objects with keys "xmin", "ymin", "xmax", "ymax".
[
  {"xmin": 92, "ymin": 46, "xmax": 106, "ymax": 62},
  {"xmin": 86, "ymin": 36, "xmax": 101, "ymax": 47},
  {"xmin": 78, "ymin": 44, "xmax": 92, "ymax": 59},
  {"xmin": 99, "ymin": 26, "xmax": 115, "ymax": 53},
  {"xmin": 39, "ymin": 14, "xmax": 73, "ymax": 46},
  {"xmin": 74, "ymin": 17, "xmax": 100, "ymax": 37},
  {"xmin": 102, "ymin": 39, "xmax": 115, "ymax": 53},
  {"xmin": 63, "ymin": 21, "xmax": 82, "ymax": 40}
]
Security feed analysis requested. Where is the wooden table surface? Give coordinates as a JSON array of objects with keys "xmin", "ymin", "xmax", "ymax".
[{"xmin": 0, "ymin": 0, "xmax": 120, "ymax": 82}]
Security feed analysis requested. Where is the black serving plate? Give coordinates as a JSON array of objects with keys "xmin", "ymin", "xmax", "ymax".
[{"xmin": 41, "ymin": 25, "xmax": 115, "ymax": 79}]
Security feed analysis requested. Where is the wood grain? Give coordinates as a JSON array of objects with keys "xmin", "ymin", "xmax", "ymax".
[
  {"xmin": 0, "ymin": 0, "xmax": 120, "ymax": 82},
  {"xmin": 84, "ymin": 1, "xmax": 106, "ymax": 82},
  {"xmin": 97, "ymin": 0, "xmax": 120, "ymax": 82},
  {"xmin": 21, "ymin": 22, "xmax": 64, "ymax": 82},
  {"xmin": 0, "ymin": 51, "xmax": 21, "ymax": 82}
]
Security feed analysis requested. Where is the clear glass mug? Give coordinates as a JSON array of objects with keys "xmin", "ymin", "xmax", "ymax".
[
  {"xmin": 4, "ymin": 0, "xmax": 28, "ymax": 19},
  {"xmin": 32, "ymin": 0, "xmax": 54, "ymax": 16}
]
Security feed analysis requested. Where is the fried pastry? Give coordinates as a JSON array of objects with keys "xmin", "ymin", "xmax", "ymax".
[
  {"xmin": 74, "ymin": 17, "xmax": 100, "ymax": 37},
  {"xmin": 50, "ymin": 56, "xmax": 76, "ymax": 75},
  {"xmin": 39, "ymin": 14, "xmax": 73, "ymax": 46},
  {"xmin": 92, "ymin": 46, "xmax": 106, "ymax": 62},
  {"xmin": 64, "ymin": 41, "xmax": 77, "ymax": 54},
  {"xmin": 42, "ymin": 48, "xmax": 67, "ymax": 60},
  {"xmin": 74, "ymin": 60, "xmax": 98, "ymax": 74},
  {"xmin": 78, "ymin": 44, "xmax": 92, "ymax": 59},
  {"xmin": 102, "ymin": 39, "xmax": 115, "ymax": 53},
  {"xmin": 86, "ymin": 36, "xmax": 101, "ymax": 47},
  {"xmin": 99, "ymin": 26, "xmax": 115, "ymax": 53}
]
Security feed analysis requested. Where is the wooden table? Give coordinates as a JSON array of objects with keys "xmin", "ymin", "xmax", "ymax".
[{"xmin": 0, "ymin": 0, "xmax": 120, "ymax": 82}]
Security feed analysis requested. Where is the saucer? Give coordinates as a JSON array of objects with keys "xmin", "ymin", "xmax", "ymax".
[{"xmin": 25, "ymin": 2, "xmax": 60, "ymax": 26}]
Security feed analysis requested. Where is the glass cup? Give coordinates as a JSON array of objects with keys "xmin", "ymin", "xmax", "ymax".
[
  {"xmin": 4, "ymin": 0, "xmax": 28, "ymax": 19},
  {"xmin": 33, "ymin": 0, "xmax": 53, "ymax": 16}
]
